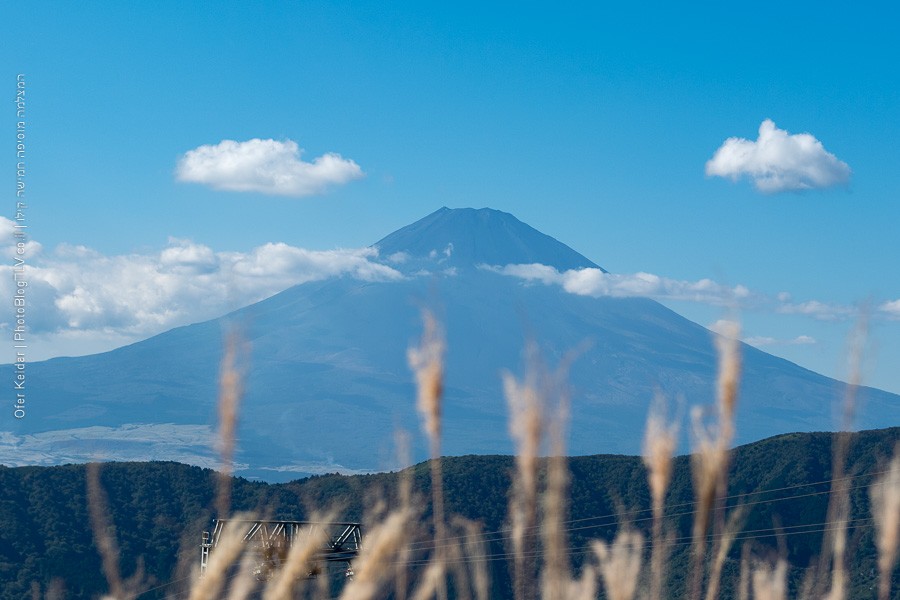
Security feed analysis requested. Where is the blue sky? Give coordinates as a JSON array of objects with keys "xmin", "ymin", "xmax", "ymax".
[{"xmin": 4, "ymin": 1, "xmax": 900, "ymax": 394}]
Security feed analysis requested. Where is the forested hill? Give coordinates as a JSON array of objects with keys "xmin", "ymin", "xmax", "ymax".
[{"xmin": 1, "ymin": 427, "xmax": 898, "ymax": 599}]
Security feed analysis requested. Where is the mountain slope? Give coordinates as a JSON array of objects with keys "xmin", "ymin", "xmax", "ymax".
[{"xmin": 1, "ymin": 208, "xmax": 898, "ymax": 480}]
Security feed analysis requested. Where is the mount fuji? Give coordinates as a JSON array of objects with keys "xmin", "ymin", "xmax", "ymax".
[{"xmin": 2, "ymin": 207, "xmax": 897, "ymax": 481}]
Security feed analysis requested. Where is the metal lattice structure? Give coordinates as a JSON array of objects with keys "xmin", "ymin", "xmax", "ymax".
[{"xmin": 200, "ymin": 519, "xmax": 362, "ymax": 580}]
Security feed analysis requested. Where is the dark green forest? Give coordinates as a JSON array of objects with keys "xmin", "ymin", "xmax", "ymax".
[{"xmin": 1, "ymin": 427, "xmax": 898, "ymax": 599}]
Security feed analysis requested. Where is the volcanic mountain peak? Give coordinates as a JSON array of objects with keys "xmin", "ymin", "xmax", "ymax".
[
  {"xmin": 6, "ymin": 206, "xmax": 897, "ymax": 482},
  {"xmin": 373, "ymin": 207, "xmax": 604, "ymax": 272}
]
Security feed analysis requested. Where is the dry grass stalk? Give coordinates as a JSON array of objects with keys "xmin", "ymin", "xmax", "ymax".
[
  {"xmin": 690, "ymin": 318, "xmax": 741, "ymax": 599},
  {"xmin": 86, "ymin": 462, "xmax": 128, "ymax": 600},
  {"xmin": 47, "ymin": 579, "xmax": 66, "ymax": 600},
  {"xmin": 738, "ymin": 543, "xmax": 751, "ymax": 600},
  {"xmin": 541, "ymin": 386, "xmax": 571, "ymax": 600},
  {"xmin": 642, "ymin": 394, "xmax": 678, "ymax": 600},
  {"xmin": 752, "ymin": 558, "xmax": 788, "ymax": 600},
  {"xmin": 565, "ymin": 563, "xmax": 598, "ymax": 600},
  {"xmin": 408, "ymin": 310, "xmax": 445, "ymax": 457},
  {"xmin": 871, "ymin": 444, "xmax": 900, "ymax": 600},
  {"xmin": 503, "ymin": 366, "xmax": 543, "ymax": 600},
  {"xmin": 31, "ymin": 579, "xmax": 66, "ymax": 600},
  {"xmin": 445, "ymin": 534, "xmax": 471, "ymax": 600},
  {"xmin": 408, "ymin": 310, "xmax": 448, "ymax": 600},
  {"xmin": 189, "ymin": 518, "xmax": 250, "ymax": 600},
  {"xmin": 541, "ymin": 456, "xmax": 569, "ymax": 600},
  {"xmin": 592, "ymin": 527, "xmax": 643, "ymax": 600},
  {"xmin": 506, "ymin": 345, "xmax": 581, "ymax": 600},
  {"xmin": 797, "ymin": 567, "xmax": 817, "ymax": 600},
  {"xmin": 711, "ymin": 321, "xmax": 741, "ymax": 521},
  {"xmin": 816, "ymin": 316, "xmax": 866, "ymax": 600},
  {"xmin": 704, "ymin": 504, "xmax": 747, "ymax": 600},
  {"xmin": 263, "ymin": 518, "xmax": 333, "ymax": 600},
  {"xmin": 822, "ymin": 478, "xmax": 849, "ymax": 600},
  {"xmin": 409, "ymin": 558, "xmax": 447, "ymax": 600},
  {"xmin": 393, "ymin": 430, "xmax": 415, "ymax": 600},
  {"xmin": 217, "ymin": 329, "xmax": 246, "ymax": 519},
  {"xmin": 713, "ymin": 319, "xmax": 741, "ymax": 449},
  {"xmin": 689, "ymin": 405, "xmax": 729, "ymax": 594},
  {"xmin": 339, "ymin": 507, "xmax": 415, "ymax": 600},
  {"xmin": 452, "ymin": 517, "xmax": 490, "ymax": 600},
  {"xmin": 540, "ymin": 453, "xmax": 569, "ymax": 600},
  {"xmin": 224, "ymin": 551, "xmax": 260, "ymax": 600}
]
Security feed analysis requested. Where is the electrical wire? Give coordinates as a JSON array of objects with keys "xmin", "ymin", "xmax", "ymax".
[
  {"xmin": 404, "ymin": 466, "xmax": 889, "ymax": 551},
  {"xmin": 400, "ymin": 467, "xmax": 891, "ymax": 556}
]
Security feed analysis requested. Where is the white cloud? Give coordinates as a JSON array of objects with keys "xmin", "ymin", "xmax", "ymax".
[
  {"xmin": 705, "ymin": 119, "xmax": 851, "ymax": 193},
  {"xmin": 0, "ymin": 215, "xmax": 42, "ymax": 257},
  {"xmin": 159, "ymin": 238, "xmax": 218, "ymax": 274},
  {"xmin": 387, "ymin": 251, "xmax": 410, "ymax": 264},
  {"xmin": 880, "ymin": 299, "xmax": 900, "ymax": 319},
  {"xmin": 0, "ymin": 223, "xmax": 402, "ymax": 351},
  {"xmin": 745, "ymin": 335, "xmax": 817, "ymax": 347},
  {"xmin": 488, "ymin": 264, "xmax": 752, "ymax": 305},
  {"xmin": 176, "ymin": 138, "xmax": 364, "ymax": 197},
  {"xmin": 426, "ymin": 243, "xmax": 454, "ymax": 262},
  {"xmin": 776, "ymin": 299, "xmax": 856, "ymax": 321},
  {"xmin": 709, "ymin": 319, "xmax": 741, "ymax": 339}
]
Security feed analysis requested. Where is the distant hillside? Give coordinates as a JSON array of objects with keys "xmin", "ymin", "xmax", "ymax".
[{"xmin": 1, "ymin": 427, "xmax": 898, "ymax": 599}]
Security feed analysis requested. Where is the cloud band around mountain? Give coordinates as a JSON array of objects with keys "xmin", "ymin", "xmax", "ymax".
[
  {"xmin": 486, "ymin": 262, "xmax": 887, "ymax": 327},
  {"xmin": 176, "ymin": 138, "xmax": 364, "ymax": 197},
  {"xmin": 485, "ymin": 263, "xmax": 752, "ymax": 305},
  {"xmin": 705, "ymin": 120, "xmax": 851, "ymax": 193},
  {"xmin": 3, "ymin": 209, "xmax": 893, "ymax": 360},
  {"xmin": 744, "ymin": 335, "xmax": 817, "ymax": 347},
  {"xmin": 775, "ymin": 299, "xmax": 857, "ymax": 321},
  {"xmin": 0, "ymin": 217, "xmax": 402, "ymax": 352}
]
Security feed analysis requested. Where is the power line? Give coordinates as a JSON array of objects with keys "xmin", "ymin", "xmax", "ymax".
[
  {"xmin": 403, "ymin": 517, "xmax": 876, "ymax": 569},
  {"xmin": 401, "ymin": 468, "xmax": 891, "ymax": 556}
]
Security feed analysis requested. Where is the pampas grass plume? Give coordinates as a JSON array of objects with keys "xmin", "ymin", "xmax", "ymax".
[
  {"xmin": 593, "ymin": 528, "xmax": 643, "ymax": 600},
  {"xmin": 871, "ymin": 444, "xmax": 900, "ymax": 600}
]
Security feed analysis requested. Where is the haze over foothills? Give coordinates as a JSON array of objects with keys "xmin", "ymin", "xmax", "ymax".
[{"xmin": 3, "ymin": 2, "xmax": 899, "ymax": 397}]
